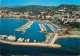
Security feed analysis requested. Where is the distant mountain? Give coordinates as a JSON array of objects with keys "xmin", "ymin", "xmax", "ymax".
[
  {"xmin": 10, "ymin": 5, "xmax": 56, "ymax": 12},
  {"xmin": 0, "ymin": 4, "xmax": 80, "ymax": 12}
]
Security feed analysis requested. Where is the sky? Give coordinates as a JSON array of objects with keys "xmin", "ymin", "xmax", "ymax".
[{"xmin": 0, "ymin": 0, "xmax": 80, "ymax": 7}]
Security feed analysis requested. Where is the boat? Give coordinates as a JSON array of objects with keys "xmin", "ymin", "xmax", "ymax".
[
  {"xmin": 7, "ymin": 35, "xmax": 16, "ymax": 41},
  {"xmin": 17, "ymin": 37, "xmax": 24, "ymax": 42}
]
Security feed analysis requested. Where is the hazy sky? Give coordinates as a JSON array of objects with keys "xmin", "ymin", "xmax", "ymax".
[{"xmin": 0, "ymin": 0, "xmax": 80, "ymax": 7}]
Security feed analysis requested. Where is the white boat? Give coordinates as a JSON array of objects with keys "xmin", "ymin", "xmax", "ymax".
[
  {"xmin": 7, "ymin": 35, "xmax": 16, "ymax": 41},
  {"xmin": 17, "ymin": 37, "xmax": 24, "ymax": 42}
]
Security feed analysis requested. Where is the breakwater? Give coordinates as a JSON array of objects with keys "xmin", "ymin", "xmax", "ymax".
[{"xmin": 0, "ymin": 34, "xmax": 61, "ymax": 48}]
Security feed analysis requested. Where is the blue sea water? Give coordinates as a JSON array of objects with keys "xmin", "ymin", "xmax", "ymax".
[
  {"xmin": 0, "ymin": 18, "xmax": 80, "ymax": 56},
  {"xmin": 55, "ymin": 38, "xmax": 80, "ymax": 54},
  {"xmin": 0, "ymin": 18, "xmax": 46, "ymax": 42}
]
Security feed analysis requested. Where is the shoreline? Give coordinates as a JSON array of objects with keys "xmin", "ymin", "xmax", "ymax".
[{"xmin": 0, "ymin": 18, "xmax": 49, "ymax": 22}]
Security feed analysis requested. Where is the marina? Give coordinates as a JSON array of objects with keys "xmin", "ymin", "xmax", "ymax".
[
  {"xmin": 0, "ymin": 19, "xmax": 80, "ymax": 55},
  {"xmin": 0, "ymin": 20, "xmax": 67, "ymax": 48}
]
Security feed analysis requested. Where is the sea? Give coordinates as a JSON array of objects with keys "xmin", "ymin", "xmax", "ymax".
[{"xmin": 0, "ymin": 18, "xmax": 80, "ymax": 56}]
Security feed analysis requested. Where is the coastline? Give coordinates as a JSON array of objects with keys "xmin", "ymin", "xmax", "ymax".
[{"xmin": 0, "ymin": 18, "xmax": 49, "ymax": 22}]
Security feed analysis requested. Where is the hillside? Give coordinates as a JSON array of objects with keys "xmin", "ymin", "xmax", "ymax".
[
  {"xmin": 0, "ymin": 4, "xmax": 80, "ymax": 12},
  {"xmin": 56, "ymin": 4, "xmax": 80, "ymax": 11},
  {"xmin": 10, "ymin": 5, "xmax": 56, "ymax": 12}
]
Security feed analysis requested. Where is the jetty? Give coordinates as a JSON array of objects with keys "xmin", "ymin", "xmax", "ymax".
[
  {"xmin": 0, "ymin": 35, "xmax": 61, "ymax": 48},
  {"xmin": 0, "ymin": 39, "xmax": 61, "ymax": 48},
  {"xmin": 39, "ymin": 24, "xmax": 47, "ymax": 32},
  {"xmin": 15, "ymin": 21, "xmax": 34, "ymax": 32},
  {"xmin": 45, "ymin": 33, "xmax": 58, "ymax": 44}
]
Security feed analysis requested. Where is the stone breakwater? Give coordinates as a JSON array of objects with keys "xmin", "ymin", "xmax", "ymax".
[{"xmin": 0, "ymin": 39, "xmax": 61, "ymax": 48}]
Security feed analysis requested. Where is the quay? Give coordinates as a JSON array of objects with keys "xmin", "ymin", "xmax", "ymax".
[
  {"xmin": 0, "ymin": 39, "xmax": 61, "ymax": 48},
  {"xmin": 45, "ymin": 33, "xmax": 58, "ymax": 44},
  {"xmin": 0, "ymin": 34, "xmax": 79, "ymax": 48},
  {"xmin": 0, "ymin": 35, "xmax": 61, "ymax": 48}
]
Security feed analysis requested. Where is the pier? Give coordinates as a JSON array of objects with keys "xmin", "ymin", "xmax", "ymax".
[
  {"xmin": 39, "ymin": 24, "xmax": 47, "ymax": 32},
  {"xmin": 0, "ymin": 39, "xmax": 61, "ymax": 48},
  {"xmin": 45, "ymin": 33, "xmax": 58, "ymax": 44},
  {"xmin": 0, "ymin": 35, "xmax": 61, "ymax": 48},
  {"xmin": 15, "ymin": 21, "xmax": 34, "ymax": 32}
]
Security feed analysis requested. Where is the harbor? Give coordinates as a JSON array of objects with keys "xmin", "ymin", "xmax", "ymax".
[
  {"xmin": 0, "ymin": 19, "xmax": 62, "ymax": 48},
  {"xmin": 0, "ymin": 19, "xmax": 79, "ymax": 48},
  {"xmin": 0, "ymin": 19, "xmax": 78, "ymax": 49},
  {"xmin": 0, "ymin": 19, "xmax": 80, "ymax": 55}
]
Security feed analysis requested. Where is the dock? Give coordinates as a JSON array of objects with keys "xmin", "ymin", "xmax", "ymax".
[
  {"xmin": 39, "ymin": 24, "xmax": 47, "ymax": 32},
  {"xmin": 0, "ymin": 39, "xmax": 61, "ymax": 48},
  {"xmin": 47, "ymin": 24, "xmax": 54, "ymax": 32},
  {"xmin": 45, "ymin": 33, "xmax": 58, "ymax": 44},
  {"xmin": 15, "ymin": 21, "xmax": 34, "ymax": 33}
]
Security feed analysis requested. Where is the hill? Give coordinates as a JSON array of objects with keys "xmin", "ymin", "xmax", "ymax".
[
  {"xmin": 10, "ymin": 5, "xmax": 56, "ymax": 12},
  {"xmin": 0, "ymin": 4, "xmax": 80, "ymax": 12}
]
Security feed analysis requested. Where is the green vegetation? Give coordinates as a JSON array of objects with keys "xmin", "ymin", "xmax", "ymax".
[
  {"xmin": 1, "ymin": 4, "xmax": 80, "ymax": 12},
  {"xmin": 10, "ymin": 5, "xmax": 56, "ymax": 12},
  {"xmin": 67, "ymin": 22, "xmax": 80, "ymax": 28},
  {"xmin": 56, "ymin": 4, "xmax": 80, "ymax": 11}
]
